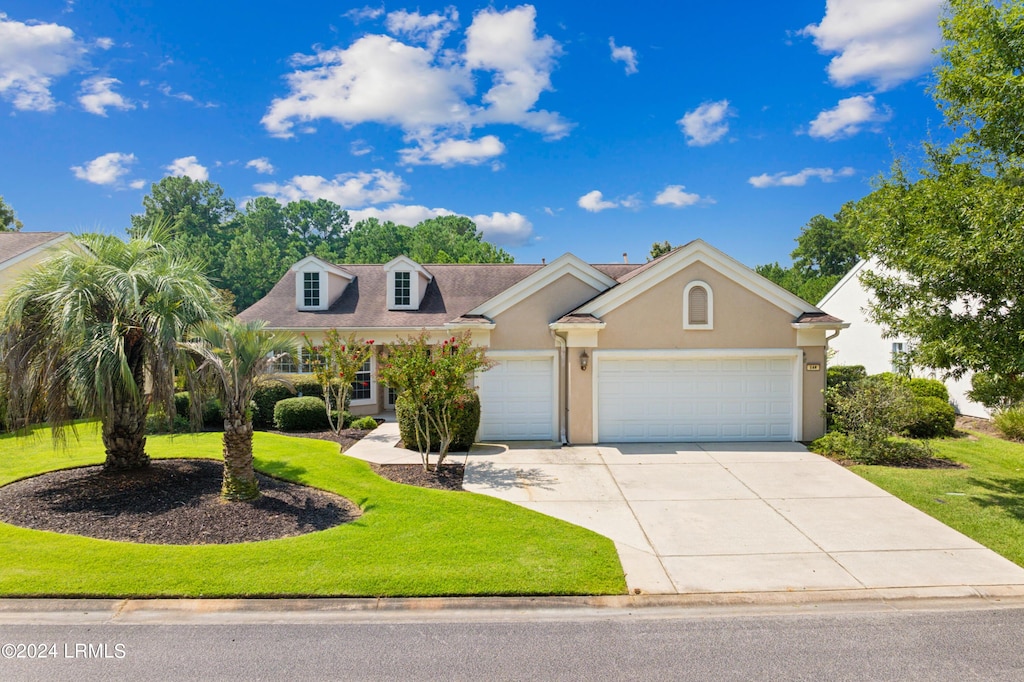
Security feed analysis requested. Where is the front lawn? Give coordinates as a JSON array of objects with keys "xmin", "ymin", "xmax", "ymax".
[
  {"xmin": 851, "ymin": 432, "xmax": 1024, "ymax": 567},
  {"xmin": 0, "ymin": 426, "xmax": 625, "ymax": 597}
]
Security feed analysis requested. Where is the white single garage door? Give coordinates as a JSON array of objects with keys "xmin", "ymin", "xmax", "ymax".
[
  {"xmin": 596, "ymin": 353, "xmax": 798, "ymax": 442},
  {"xmin": 476, "ymin": 354, "xmax": 556, "ymax": 441}
]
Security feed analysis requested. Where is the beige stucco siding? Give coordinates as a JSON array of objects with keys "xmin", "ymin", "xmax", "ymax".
[
  {"xmin": 567, "ymin": 360, "xmax": 594, "ymax": 443},
  {"xmin": 597, "ymin": 263, "xmax": 798, "ymax": 349},
  {"xmin": 801, "ymin": 345, "xmax": 827, "ymax": 440},
  {"xmin": 489, "ymin": 274, "xmax": 602, "ymax": 350}
]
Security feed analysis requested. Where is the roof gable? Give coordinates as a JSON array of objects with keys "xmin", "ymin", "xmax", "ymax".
[
  {"xmin": 574, "ymin": 239, "xmax": 821, "ymax": 319},
  {"xmin": 816, "ymin": 258, "xmax": 870, "ymax": 308},
  {"xmin": 383, "ymin": 255, "xmax": 433, "ymax": 280},
  {"xmin": 468, "ymin": 253, "xmax": 618, "ymax": 318},
  {"xmin": 0, "ymin": 232, "xmax": 70, "ymax": 272},
  {"xmin": 289, "ymin": 255, "xmax": 354, "ymax": 280}
]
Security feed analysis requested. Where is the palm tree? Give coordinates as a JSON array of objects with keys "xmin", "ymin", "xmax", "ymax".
[
  {"xmin": 0, "ymin": 230, "xmax": 226, "ymax": 470},
  {"xmin": 179, "ymin": 319, "xmax": 293, "ymax": 501}
]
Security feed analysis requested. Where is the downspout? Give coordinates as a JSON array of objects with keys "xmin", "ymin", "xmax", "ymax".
[{"xmin": 550, "ymin": 329, "xmax": 568, "ymax": 445}]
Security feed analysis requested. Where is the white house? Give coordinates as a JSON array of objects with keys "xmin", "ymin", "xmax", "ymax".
[{"xmin": 818, "ymin": 259, "xmax": 989, "ymax": 418}]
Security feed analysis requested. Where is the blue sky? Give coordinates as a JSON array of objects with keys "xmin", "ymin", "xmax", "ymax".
[{"xmin": 0, "ymin": 1, "xmax": 948, "ymax": 267}]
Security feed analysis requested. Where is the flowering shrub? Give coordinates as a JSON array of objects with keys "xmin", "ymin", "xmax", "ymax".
[{"xmin": 303, "ymin": 330, "xmax": 375, "ymax": 434}]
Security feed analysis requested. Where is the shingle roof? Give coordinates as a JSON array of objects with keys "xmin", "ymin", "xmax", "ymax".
[
  {"xmin": 793, "ymin": 312, "xmax": 845, "ymax": 325},
  {"xmin": 553, "ymin": 313, "xmax": 604, "ymax": 325},
  {"xmin": 238, "ymin": 263, "xmax": 545, "ymax": 328},
  {"xmin": 0, "ymin": 232, "xmax": 68, "ymax": 267}
]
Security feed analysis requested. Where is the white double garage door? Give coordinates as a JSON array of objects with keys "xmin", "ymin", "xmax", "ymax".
[{"xmin": 476, "ymin": 350, "xmax": 801, "ymax": 442}]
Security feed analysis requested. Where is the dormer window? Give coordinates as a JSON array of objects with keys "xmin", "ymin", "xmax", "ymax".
[
  {"xmin": 303, "ymin": 272, "xmax": 320, "ymax": 308},
  {"xmin": 394, "ymin": 272, "xmax": 411, "ymax": 307},
  {"xmin": 684, "ymin": 280, "xmax": 713, "ymax": 330}
]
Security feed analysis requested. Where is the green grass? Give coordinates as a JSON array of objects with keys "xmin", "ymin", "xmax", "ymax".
[
  {"xmin": 850, "ymin": 432, "xmax": 1024, "ymax": 567},
  {"xmin": 0, "ymin": 425, "xmax": 625, "ymax": 597}
]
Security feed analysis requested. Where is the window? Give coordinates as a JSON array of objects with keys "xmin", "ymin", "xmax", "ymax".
[
  {"xmin": 272, "ymin": 351, "xmax": 297, "ymax": 374},
  {"xmin": 891, "ymin": 342, "xmax": 906, "ymax": 374},
  {"xmin": 683, "ymin": 281, "xmax": 713, "ymax": 329},
  {"xmin": 352, "ymin": 359, "xmax": 372, "ymax": 401},
  {"xmin": 386, "ymin": 387, "xmax": 398, "ymax": 408},
  {"xmin": 394, "ymin": 271, "xmax": 411, "ymax": 306},
  {"xmin": 303, "ymin": 271, "xmax": 320, "ymax": 307},
  {"xmin": 299, "ymin": 347, "xmax": 325, "ymax": 374}
]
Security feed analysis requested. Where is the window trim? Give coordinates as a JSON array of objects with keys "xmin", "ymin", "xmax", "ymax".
[
  {"xmin": 393, "ymin": 271, "xmax": 411, "ymax": 307},
  {"xmin": 683, "ymin": 280, "xmax": 714, "ymax": 330},
  {"xmin": 302, "ymin": 271, "xmax": 321, "ymax": 309},
  {"xmin": 350, "ymin": 355, "xmax": 377, "ymax": 407}
]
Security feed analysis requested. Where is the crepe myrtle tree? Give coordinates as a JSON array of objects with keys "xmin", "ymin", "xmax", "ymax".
[
  {"xmin": 0, "ymin": 228, "xmax": 226, "ymax": 469},
  {"xmin": 180, "ymin": 319, "xmax": 294, "ymax": 501},
  {"xmin": 378, "ymin": 330, "xmax": 492, "ymax": 472},
  {"xmin": 302, "ymin": 330, "xmax": 375, "ymax": 434}
]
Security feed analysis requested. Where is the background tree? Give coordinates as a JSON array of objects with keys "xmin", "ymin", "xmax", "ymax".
[
  {"xmin": 0, "ymin": 230, "xmax": 226, "ymax": 469},
  {"xmin": 648, "ymin": 240, "xmax": 674, "ymax": 260},
  {"xmin": 408, "ymin": 216, "xmax": 514, "ymax": 264},
  {"xmin": 284, "ymin": 199, "xmax": 349, "ymax": 261},
  {"xmin": 857, "ymin": 0, "xmax": 1024, "ymax": 404},
  {"xmin": 0, "ymin": 196, "xmax": 23, "ymax": 232},
  {"xmin": 180, "ymin": 319, "xmax": 293, "ymax": 500},
  {"xmin": 343, "ymin": 218, "xmax": 411, "ymax": 263}
]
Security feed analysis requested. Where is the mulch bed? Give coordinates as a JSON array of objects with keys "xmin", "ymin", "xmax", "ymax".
[
  {"xmin": 371, "ymin": 462, "xmax": 465, "ymax": 491},
  {"xmin": 266, "ymin": 426, "xmax": 376, "ymax": 453},
  {"xmin": 0, "ymin": 459, "xmax": 361, "ymax": 545}
]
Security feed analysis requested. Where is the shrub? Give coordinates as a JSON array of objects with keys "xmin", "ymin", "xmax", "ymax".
[
  {"xmin": 273, "ymin": 396, "xmax": 330, "ymax": 431},
  {"xmin": 809, "ymin": 432, "xmax": 852, "ymax": 458},
  {"xmin": 172, "ymin": 391, "xmax": 223, "ymax": 428},
  {"xmin": 146, "ymin": 413, "xmax": 190, "ymax": 434},
  {"xmin": 908, "ymin": 378, "xmax": 949, "ymax": 401},
  {"xmin": 994, "ymin": 405, "xmax": 1024, "ymax": 441},
  {"xmin": 827, "ymin": 365, "xmax": 867, "ymax": 391},
  {"xmin": 396, "ymin": 391, "xmax": 481, "ymax": 453},
  {"xmin": 350, "ymin": 416, "xmax": 379, "ymax": 430},
  {"xmin": 252, "ymin": 381, "xmax": 294, "ymax": 428},
  {"xmin": 906, "ymin": 396, "xmax": 956, "ymax": 438},
  {"xmin": 828, "ymin": 375, "xmax": 925, "ymax": 464},
  {"xmin": 969, "ymin": 372, "xmax": 1024, "ymax": 410}
]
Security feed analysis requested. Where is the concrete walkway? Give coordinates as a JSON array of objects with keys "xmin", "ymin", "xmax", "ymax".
[{"xmin": 461, "ymin": 441, "xmax": 1024, "ymax": 596}]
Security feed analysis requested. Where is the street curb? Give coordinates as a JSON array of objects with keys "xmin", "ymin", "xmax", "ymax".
[{"xmin": 3, "ymin": 585, "xmax": 1024, "ymax": 624}]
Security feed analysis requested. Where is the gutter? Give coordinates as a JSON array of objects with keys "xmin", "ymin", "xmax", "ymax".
[{"xmin": 549, "ymin": 329, "xmax": 569, "ymax": 445}]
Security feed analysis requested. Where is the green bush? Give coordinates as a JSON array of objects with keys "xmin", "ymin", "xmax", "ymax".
[
  {"xmin": 172, "ymin": 391, "xmax": 223, "ymax": 428},
  {"xmin": 828, "ymin": 375, "xmax": 926, "ymax": 464},
  {"xmin": 827, "ymin": 365, "xmax": 867, "ymax": 390},
  {"xmin": 252, "ymin": 381, "xmax": 294, "ymax": 429},
  {"xmin": 809, "ymin": 432, "xmax": 852, "ymax": 458},
  {"xmin": 994, "ymin": 405, "xmax": 1024, "ymax": 441},
  {"xmin": 146, "ymin": 413, "xmax": 190, "ymax": 434},
  {"xmin": 969, "ymin": 372, "xmax": 1024, "ymax": 410},
  {"xmin": 908, "ymin": 378, "xmax": 949, "ymax": 401},
  {"xmin": 273, "ymin": 396, "xmax": 330, "ymax": 431},
  {"xmin": 906, "ymin": 396, "xmax": 956, "ymax": 438},
  {"xmin": 396, "ymin": 391, "xmax": 481, "ymax": 452},
  {"xmin": 350, "ymin": 416, "xmax": 379, "ymax": 430}
]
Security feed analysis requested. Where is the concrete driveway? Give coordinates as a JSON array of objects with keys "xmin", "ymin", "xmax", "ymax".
[{"xmin": 463, "ymin": 442, "xmax": 1024, "ymax": 596}]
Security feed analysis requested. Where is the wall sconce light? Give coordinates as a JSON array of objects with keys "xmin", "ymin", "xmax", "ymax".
[{"xmin": 579, "ymin": 349, "xmax": 589, "ymax": 371}]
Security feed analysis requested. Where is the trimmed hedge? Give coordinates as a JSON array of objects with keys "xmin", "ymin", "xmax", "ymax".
[
  {"xmin": 908, "ymin": 378, "xmax": 949, "ymax": 401},
  {"xmin": 350, "ymin": 416, "xmax": 380, "ymax": 430},
  {"xmin": 273, "ymin": 396, "xmax": 330, "ymax": 431},
  {"xmin": 827, "ymin": 365, "xmax": 867, "ymax": 391},
  {"xmin": 173, "ymin": 392, "xmax": 223, "ymax": 428},
  {"xmin": 396, "ymin": 391, "xmax": 481, "ymax": 452},
  {"xmin": 906, "ymin": 396, "xmax": 956, "ymax": 438},
  {"xmin": 252, "ymin": 376, "xmax": 353, "ymax": 429}
]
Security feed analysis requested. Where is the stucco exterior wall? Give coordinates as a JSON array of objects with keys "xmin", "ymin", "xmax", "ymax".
[
  {"xmin": 801, "ymin": 345, "xmax": 827, "ymax": 440},
  {"xmin": 489, "ymin": 274, "xmax": 601, "ymax": 350},
  {"xmin": 596, "ymin": 263, "xmax": 798, "ymax": 349}
]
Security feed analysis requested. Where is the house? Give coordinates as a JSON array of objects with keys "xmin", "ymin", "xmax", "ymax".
[
  {"xmin": 0, "ymin": 232, "xmax": 71, "ymax": 295},
  {"xmin": 237, "ymin": 239, "xmax": 848, "ymax": 443},
  {"xmin": 818, "ymin": 258, "xmax": 989, "ymax": 418}
]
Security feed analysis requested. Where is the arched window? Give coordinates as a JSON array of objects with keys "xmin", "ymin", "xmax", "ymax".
[{"xmin": 684, "ymin": 281, "xmax": 713, "ymax": 329}]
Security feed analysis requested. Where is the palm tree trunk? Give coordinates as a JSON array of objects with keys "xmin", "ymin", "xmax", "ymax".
[
  {"xmin": 102, "ymin": 400, "xmax": 149, "ymax": 470},
  {"xmin": 222, "ymin": 409, "xmax": 259, "ymax": 501}
]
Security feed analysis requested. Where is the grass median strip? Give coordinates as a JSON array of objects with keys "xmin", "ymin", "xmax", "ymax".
[
  {"xmin": 851, "ymin": 432, "xmax": 1024, "ymax": 567},
  {"xmin": 0, "ymin": 427, "xmax": 625, "ymax": 597}
]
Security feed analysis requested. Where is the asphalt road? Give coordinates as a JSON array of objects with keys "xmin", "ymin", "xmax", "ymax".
[{"xmin": 2, "ymin": 604, "xmax": 1023, "ymax": 681}]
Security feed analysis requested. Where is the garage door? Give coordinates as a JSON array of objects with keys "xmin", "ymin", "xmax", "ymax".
[
  {"xmin": 596, "ymin": 354, "xmax": 797, "ymax": 442},
  {"xmin": 476, "ymin": 355, "xmax": 555, "ymax": 440}
]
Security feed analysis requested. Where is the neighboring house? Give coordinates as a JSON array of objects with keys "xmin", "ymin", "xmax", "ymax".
[
  {"xmin": 237, "ymin": 240, "xmax": 848, "ymax": 443},
  {"xmin": 818, "ymin": 258, "xmax": 989, "ymax": 418},
  {"xmin": 0, "ymin": 232, "xmax": 71, "ymax": 296}
]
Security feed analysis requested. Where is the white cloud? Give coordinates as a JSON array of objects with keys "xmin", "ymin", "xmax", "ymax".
[
  {"xmin": 78, "ymin": 76, "xmax": 133, "ymax": 115},
  {"xmin": 801, "ymin": 0, "xmax": 943, "ymax": 90},
  {"xmin": 654, "ymin": 185, "xmax": 702, "ymax": 208},
  {"xmin": 344, "ymin": 6, "xmax": 384, "ymax": 23},
  {"xmin": 254, "ymin": 169, "xmax": 406, "ymax": 207},
  {"xmin": 71, "ymin": 152, "xmax": 137, "ymax": 186},
  {"xmin": 165, "ymin": 156, "xmax": 209, "ymax": 181},
  {"xmin": 678, "ymin": 100, "xmax": 734, "ymax": 147},
  {"xmin": 471, "ymin": 211, "xmax": 533, "ymax": 247},
  {"xmin": 609, "ymin": 38, "xmax": 638, "ymax": 75},
  {"xmin": 0, "ymin": 12, "xmax": 87, "ymax": 111},
  {"xmin": 158, "ymin": 83, "xmax": 216, "ymax": 108},
  {"xmin": 95, "ymin": 37, "xmax": 113, "ymax": 50},
  {"xmin": 129, "ymin": 179, "xmax": 146, "ymax": 190},
  {"xmin": 350, "ymin": 140, "xmax": 373, "ymax": 156},
  {"xmin": 400, "ymin": 135, "xmax": 505, "ymax": 167},
  {"xmin": 349, "ymin": 204, "xmax": 453, "ymax": 226},
  {"xmin": 385, "ymin": 7, "xmax": 459, "ymax": 53},
  {"xmin": 245, "ymin": 157, "xmax": 275, "ymax": 174},
  {"xmin": 808, "ymin": 95, "xmax": 893, "ymax": 140},
  {"xmin": 263, "ymin": 5, "xmax": 570, "ymax": 144},
  {"xmin": 748, "ymin": 167, "xmax": 856, "ymax": 188},
  {"xmin": 577, "ymin": 190, "xmax": 619, "ymax": 213}
]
